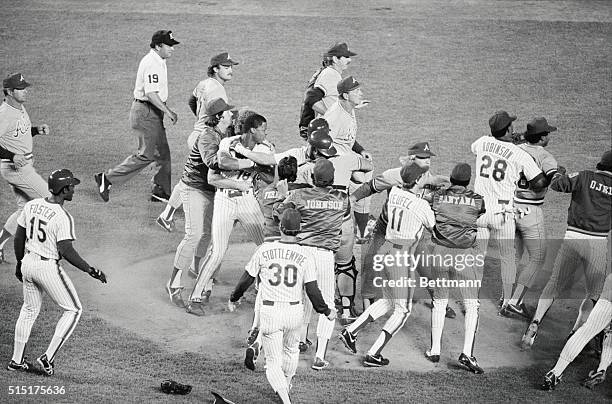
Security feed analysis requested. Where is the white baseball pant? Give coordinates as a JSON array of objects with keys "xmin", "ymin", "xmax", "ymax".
[
  {"xmin": 190, "ymin": 190, "xmax": 265, "ymax": 300},
  {"xmin": 12, "ymin": 253, "xmax": 82, "ymax": 364},
  {"xmin": 301, "ymin": 247, "xmax": 335, "ymax": 340}
]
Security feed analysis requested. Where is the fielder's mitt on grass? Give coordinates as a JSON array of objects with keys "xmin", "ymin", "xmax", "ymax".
[{"xmin": 160, "ymin": 379, "xmax": 192, "ymax": 395}]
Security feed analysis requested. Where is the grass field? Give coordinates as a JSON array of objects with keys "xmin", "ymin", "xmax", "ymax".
[{"xmin": 0, "ymin": 0, "xmax": 611, "ymax": 402}]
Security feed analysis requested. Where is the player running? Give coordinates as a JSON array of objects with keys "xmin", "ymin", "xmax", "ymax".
[
  {"xmin": 521, "ymin": 150, "xmax": 612, "ymax": 350},
  {"xmin": 229, "ymin": 209, "xmax": 336, "ymax": 404},
  {"xmin": 339, "ymin": 164, "xmax": 434, "ymax": 367},
  {"xmin": 7, "ymin": 169, "xmax": 107, "ymax": 375}
]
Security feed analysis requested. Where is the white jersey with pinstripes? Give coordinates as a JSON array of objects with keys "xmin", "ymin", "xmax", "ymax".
[
  {"xmin": 217, "ymin": 135, "xmax": 275, "ymax": 187},
  {"xmin": 471, "ymin": 136, "xmax": 542, "ymax": 209},
  {"xmin": 385, "ymin": 186, "xmax": 435, "ymax": 243},
  {"xmin": 17, "ymin": 198, "xmax": 75, "ymax": 260},
  {"xmin": 246, "ymin": 241, "xmax": 317, "ymax": 302}
]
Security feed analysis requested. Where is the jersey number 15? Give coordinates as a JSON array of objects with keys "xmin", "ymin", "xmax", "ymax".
[{"xmin": 28, "ymin": 217, "xmax": 47, "ymax": 242}]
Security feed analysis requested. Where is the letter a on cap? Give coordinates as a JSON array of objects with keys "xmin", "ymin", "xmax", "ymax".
[{"xmin": 424, "ymin": 144, "xmax": 430, "ymax": 151}]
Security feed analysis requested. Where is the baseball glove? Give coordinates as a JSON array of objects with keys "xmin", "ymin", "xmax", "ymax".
[
  {"xmin": 88, "ymin": 267, "xmax": 107, "ymax": 283},
  {"xmin": 161, "ymin": 379, "xmax": 192, "ymax": 395},
  {"xmin": 511, "ymin": 131, "xmax": 527, "ymax": 145}
]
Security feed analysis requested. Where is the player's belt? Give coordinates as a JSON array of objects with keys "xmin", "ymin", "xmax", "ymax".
[
  {"xmin": 134, "ymin": 98, "xmax": 163, "ymax": 116},
  {"xmin": 262, "ymin": 300, "xmax": 300, "ymax": 306},
  {"xmin": 26, "ymin": 250, "xmax": 52, "ymax": 261},
  {"xmin": 219, "ymin": 188, "xmax": 253, "ymax": 198},
  {"xmin": 1, "ymin": 153, "xmax": 33, "ymax": 163}
]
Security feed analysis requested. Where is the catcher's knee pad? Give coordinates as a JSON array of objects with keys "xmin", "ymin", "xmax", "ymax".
[{"xmin": 335, "ymin": 256, "xmax": 358, "ymax": 297}]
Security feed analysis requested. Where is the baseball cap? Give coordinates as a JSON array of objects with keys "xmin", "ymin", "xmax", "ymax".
[
  {"xmin": 3, "ymin": 73, "xmax": 30, "ymax": 90},
  {"xmin": 280, "ymin": 208, "xmax": 301, "ymax": 233},
  {"xmin": 451, "ymin": 163, "xmax": 472, "ymax": 182},
  {"xmin": 400, "ymin": 164, "xmax": 428, "ymax": 186},
  {"xmin": 526, "ymin": 117, "xmax": 557, "ymax": 136},
  {"xmin": 489, "ymin": 110, "xmax": 517, "ymax": 132},
  {"xmin": 205, "ymin": 98, "xmax": 235, "ymax": 116},
  {"xmin": 307, "ymin": 117, "xmax": 329, "ymax": 135},
  {"xmin": 324, "ymin": 42, "xmax": 357, "ymax": 58},
  {"xmin": 406, "ymin": 142, "xmax": 436, "ymax": 158},
  {"xmin": 597, "ymin": 150, "xmax": 612, "ymax": 170},
  {"xmin": 151, "ymin": 30, "xmax": 180, "ymax": 46},
  {"xmin": 313, "ymin": 158, "xmax": 335, "ymax": 185},
  {"xmin": 337, "ymin": 76, "xmax": 360, "ymax": 95},
  {"xmin": 210, "ymin": 52, "xmax": 239, "ymax": 67}
]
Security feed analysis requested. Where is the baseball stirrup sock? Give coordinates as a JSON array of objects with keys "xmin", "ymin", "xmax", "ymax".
[
  {"xmin": 430, "ymin": 299, "xmax": 447, "ymax": 355},
  {"xmin": 370, "ymin": 330, "xmax": 393, "ymax": 356},
  {"xmin": 463, "ymin": 300, "xmax": 479, "ymax": 356},
  {"xmin": 315, "ymin": 338, "xmax": 328, "ymax": 359},
  {"xmin": 598, "ymin": 324, "xmax": 612, "ymax": 372},
  {"xmin": 11, "ymin": 342, "xmax": 26, "ymax": 364}
]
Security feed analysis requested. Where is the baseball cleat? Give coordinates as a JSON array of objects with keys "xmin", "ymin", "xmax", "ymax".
[
  {"xmin": 244, "ymin": 340, "xmax": 260, "ymax": 371},
  {"xmin": 246, "ymin": 328, "xmax": 259, "ymax": 346},
  {"xmin": 165, "ymin": 283, "xmax": 185, "ymax": 308},
  {"xmin": 299, "ymin": 339, "xmax": 312, "ymax": 354},
  {"xmin": 338, "ymin": 328, "xmax": 357, "ymax": 354},
  {"xmin": 425, "ymin": 350, "xmax": 440, "ymax": 363},
  {"xmin": 541, "ymin": 370, "xmax": 562, "ymax": 391},
  {"xmin": 156, "ymin": 216, "xmax": 175, "ymax": 232},
  {"xmin": 445, "ymin": 306, "xmax": 456, "ymax": 319},
  {"xmin": 37, "ymin": 354, "xmax": 54, "ymax": 376},
  {"xmin": 94, "ymin": 172, "xmax": 111, "ymax": 202},
  {"xmin": 458, "ymin": 353, "xmax": 484, "ymax": 374},
  {"xmin": 505, "ymin": 302, "xmax": 532, "ymax": 319},
  {"xmin": 497, "ymin": 305, "xmax": 513, "ymax": 318},
  {"xmin": 311, "ymin": 357, "xmax": 330, "ymax": 370},
  {"xmin": 581, "ymin": 369, "xmax": 606, "ymax": 389},
  {"xmin": 520, "ymin": 321, "xmax": 539, "ymax": 350},
  {"xmin": 363, "ymin": 354, "xmax": 390, "ymax": 367},
  {"xmin": 151, "ymin": 185, "xmax": 170, "ymax": 203},
  {"xmin": 7, "ymin": 359, "xmax": 31, "ymax": 372},
  {"xmin": 201, "ymin": 289, "xmax": 212, "ymax": 304},
  {"xmin": 185, "ymin": 298, "xmax": 205, "ymax": 316}
]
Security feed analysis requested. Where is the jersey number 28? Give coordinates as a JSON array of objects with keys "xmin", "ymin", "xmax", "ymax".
[
  {"xmin": 479, "ymin": 155, "xmax": 507, "ymax": 182},
  {"xmin": 268, "ymin": 263, "xmax": 298, "ymax": 287}
]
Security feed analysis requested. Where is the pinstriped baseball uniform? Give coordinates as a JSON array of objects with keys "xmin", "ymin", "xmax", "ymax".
[
  {"xmin": 0, "ymin": 101, "xmax": 49, "ymax": 237},
  {"xmin": 513, "ymin": 144, "xmax": 558, "ymax": 291},
  {"xmin": 471, "ymin": 136, "xmax": 542, "ymax": 297},
  {"xmin": 280, "ymin": 186, "xmax": 347, "ymax": 356},
  {"xmin": 549, "ymin": 272, "xmax": 612, "ymax": 377},
  {"xmin": 189, "ymin": 136, "xmax": 273, "ymax": 300},
  {"xmin": 538, "ymin": 171, "xmax": 612, "ymax": 302},
  {"xmin": 11, "ymin": 198, "xmax": 82, "ymax": 364},
  {"xmin": 347, "ymin": 187, "xmax": 435, "ymax": 356}
]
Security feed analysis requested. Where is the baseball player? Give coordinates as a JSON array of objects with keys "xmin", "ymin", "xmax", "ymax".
[
  {"xmin": 185, "ymin": 113, "xmax": 274, "ymax": 314},
  {"xmin": 323, "ymin": 76, "xmax": 372, "ymax": 241},
  {"xmin": 508, "ymin": 117, "xmax": 561, "ymax": 317},
  {"xmin": 0, "ymin": 73, "xmax": 51, "ymax": 265},
  {"xmin": 424, "ymin": 163, "xmax": 487, "ymax": 374},
  {"xmin": 292, "ymin": 128, "xmax": 373, "ymax": 324},
  {"xmin": 339, "ymin": 164, "xmax": 434, "ymax": 367},
  {"xmin": 471, "ymin": 110, "xmax": 546, "ymax": 312},
  {"xmin": 541, "ymin": 270, "xmax": 612, "ymax": 391},
  {"xmin": 350, "ymin": 142, "xmax": 453, "ymax": 316},
  {"xmin": 521, "ymin": 149, "xmax": 612, "ymax": 350},
  {"xmin": 229, "ymin": 209, "xmax": 336, "ymax": 404},
  {"xmin": 276, "ymin": 158, "xmax": 348, "ymax": 370},
  {"xmin": 95, "ymin": 30, "xmax": 179, "ymax": 203},
  {"xmin": 156, "ymin": 52, "xmax": 238, "ymax": 232},
  {"xmin": 298, "ymin": 42, "xmax": 356, "ymax": 138},
  {"xmin": 166, "ymin": 98, "xmax": 246, "ymax": 307},
  {"xmin": 7, "ymin": 169, "xmax": 107, "ymax": 375}
]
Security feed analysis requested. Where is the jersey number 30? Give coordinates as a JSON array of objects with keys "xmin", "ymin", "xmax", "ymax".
[
  {"xmin": 268, "ymin": 263, "xmax": 298, "ymax": 287},
  {"xmin": 28, "ymin": 217, "xmax": 47, "ymax": 242},
  {"xmin": 479, "ymin": 155, "xmax": 507, "ymax": 182}
]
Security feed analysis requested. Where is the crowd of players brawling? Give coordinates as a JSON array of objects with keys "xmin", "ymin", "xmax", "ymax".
[{"xmin": 1, "ymin": 30, "xmax": 611, "ymax": 402}]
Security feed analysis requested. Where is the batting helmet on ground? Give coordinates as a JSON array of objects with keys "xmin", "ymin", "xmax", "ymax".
[
  {"xmin": 308, "ymin": 129, "xmax": 337, "ymax": 157},
  {"xmin": 48, "ymin": 169, "xmax": 80, "ymax": 194}
]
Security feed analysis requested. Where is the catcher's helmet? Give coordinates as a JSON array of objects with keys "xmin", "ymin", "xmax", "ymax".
[
  {"xmin": 308, "ymin": 129, "xmax": 337, "ymax": 157},
  {"xmin": 307, "ymin": 117, "xmax": 329, "ymax": 135},
  {"xmin": 48, "ymin": 169, "xmax": 81, "ymax": 194}
]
